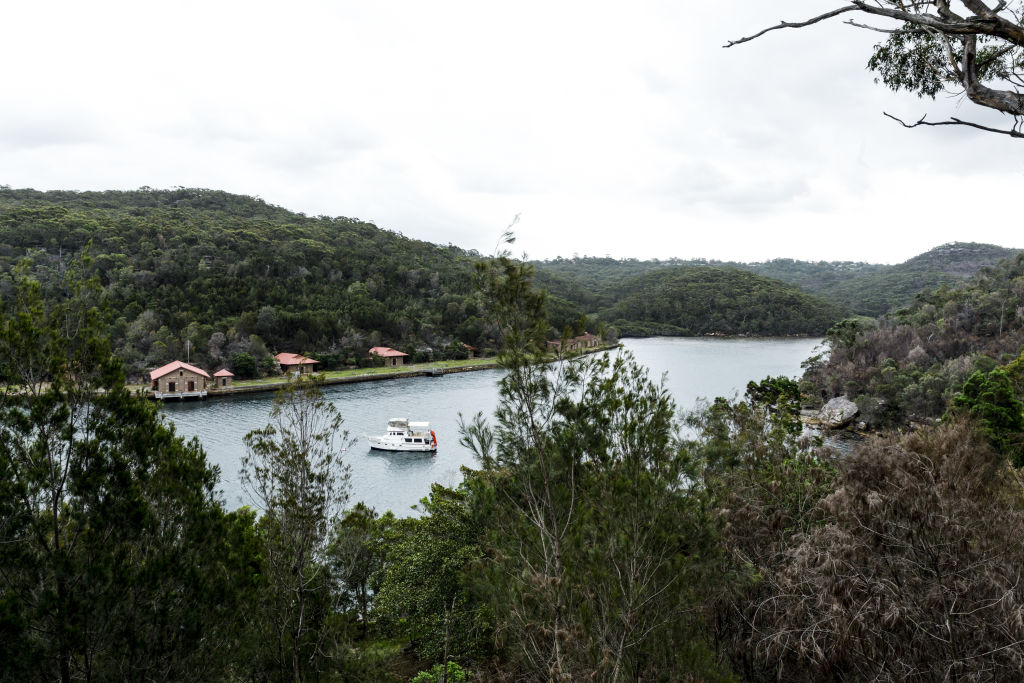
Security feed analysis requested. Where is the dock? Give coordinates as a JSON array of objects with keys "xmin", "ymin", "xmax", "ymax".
[{"xmin": 153, "ymin": 390, "xmax": 208, "ymax": 400}]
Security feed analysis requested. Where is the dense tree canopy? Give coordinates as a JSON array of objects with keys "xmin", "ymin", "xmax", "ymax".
[
  {"xmin": 535, "ymin": 242, "xmax": 1017, "ymax": 319},
  {"xmin": 0, "ymin": 260, "xmax": 257, "ymax": 681},
  {"xmin": 728, "ymin": 1, "xmax": 1024, "ymax": 138},
  {"xmin": 597, "ymin": 266, "xmax": 845, "ymax": 337},
  {"xmin": 0, "ymin": 187, "xmax": 585, "ymax": 379},
  {"xmin": 803, "ymin": 251, "xmax": 1024, "ymax": 427}
]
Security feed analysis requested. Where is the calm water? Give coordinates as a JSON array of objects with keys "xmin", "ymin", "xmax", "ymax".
[{"xmin": 161, "ymin": 337, "xmax": 821, "ymax": 514}]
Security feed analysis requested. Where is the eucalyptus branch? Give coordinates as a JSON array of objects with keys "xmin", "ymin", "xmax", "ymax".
[
  {"xmin": 724, "ymin": 6, "xmax": 861, "ymax": 47},
  {"xmin": 883, "ymin": 110, "xmax": 1024, "ymax": 136},
  {"xmin": 844, "ymin": 19, "xmax": 927, "ymax": 34}
]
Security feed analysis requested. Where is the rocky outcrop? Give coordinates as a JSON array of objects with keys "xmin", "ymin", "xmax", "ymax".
[{"xmin": 818, "ymin": 396, "xmax": 859, "ymax": 428}]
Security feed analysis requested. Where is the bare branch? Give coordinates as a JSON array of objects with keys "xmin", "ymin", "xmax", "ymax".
[
  {"xmin": 729, "ymin": 2, "xmax": 1024, "ymax": 48},
  {"xmin": 850, "ymin": 0, "xmax": 1024, "ymax": 44},
  {"xmin": 961, "ymin": 0, "xmax": 1004, "ymax": 19},
  {"xmin": 883, "ymin": 111, "xmax": 1024, "ymax": 137},
  {"xmin": 935, "ymin": 30, "xmax": 965, "ymax": 80},
  {"xmin": 724, "ymin": 6, "xmax": 860, "ymax": 47},
  {"xmin": 976, "ymin": 43, "xmax": 1018, "ymax": 70},
  {"xmin": 844, "ymin": 19, "xmax": 926, "ymax": 34}
]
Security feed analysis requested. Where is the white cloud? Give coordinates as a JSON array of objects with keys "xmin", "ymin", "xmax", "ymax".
[{"xmin": 1, "ymin": 0, "xmax": 1020, "ymax": 262}]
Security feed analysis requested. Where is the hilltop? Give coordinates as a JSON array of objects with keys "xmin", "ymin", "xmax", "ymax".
[
  {"xmin": 535, "ymin": 242, "xmax": 1021, "ymax": 320},
  {"xmin": 789, "ymin": 242, "xmax": 1023, "ymax": 316}
]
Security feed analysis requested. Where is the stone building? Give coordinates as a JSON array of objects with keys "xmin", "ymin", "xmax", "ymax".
[
  {"xmin": 213, "ymin": 368, "xmax": 234, "ymax": 388},
  {"xmin": 369, "ymin": 346, "xmax": 409, "ymax": 367},
  {"xmin": 276, "ymin": 352, "xmax": 320, "ymax": 375},
  {"xmin": 150, "ymin": 361, "xmax": 210, "ymax": 399}
]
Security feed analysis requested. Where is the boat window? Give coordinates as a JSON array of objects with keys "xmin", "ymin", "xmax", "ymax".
[
  {"xmin": 414, "ymin": 438, "xmax": 422, "ymax": 443},
  {"xmin": 404, "ymin": 438, "xmax": 412, "ymax": 443}
]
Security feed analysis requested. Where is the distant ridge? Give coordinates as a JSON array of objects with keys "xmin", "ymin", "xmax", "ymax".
[
  {"xmin": 535, "ymin": 242, "xmax": 1022, "ymax": 321},
  {"xmin": 784, "ymin": 242, "xmax": 1023, "ymax": 316}
]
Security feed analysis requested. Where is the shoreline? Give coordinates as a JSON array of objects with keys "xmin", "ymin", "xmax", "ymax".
[{"xmin": 142, "ymin": 344, "xmax": 619, "ymax": 401}]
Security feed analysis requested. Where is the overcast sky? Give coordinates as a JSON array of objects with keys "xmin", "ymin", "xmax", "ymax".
[{"xmin": 2, "ymin": 1, "xmax": 1020, "ymax": 264}]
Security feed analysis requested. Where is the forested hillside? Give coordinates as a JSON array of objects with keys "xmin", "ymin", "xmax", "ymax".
[
  {"xmin": 596, "ymin": 266, "xmax": 845, "ymax": 337},
  {"xmin": 536, "ymin": 242, "xmax": 1019, "ymax": 319},
  {"xmin": 803, "ymin": 251, "xmax": 1024, "ymax": 432},
  {"xmin": 794, "ymin": 242, "xmax": 1022, "ymax": 316},
  {"xmin": 0, "ymin": 187, "xmax": 581, "ymax": 379},
  {"xmin": 4, "ymin": 187, "xmax": 1013, "ymax": 385}
]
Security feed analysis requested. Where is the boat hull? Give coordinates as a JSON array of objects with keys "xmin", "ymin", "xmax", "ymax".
[
  {"xmin": 367, "ymin": 418, "xmax": 438, "ymax": 452},
  {"xmin": 366, "ymin": 436, "xmax": 437, "ymax": 452}
]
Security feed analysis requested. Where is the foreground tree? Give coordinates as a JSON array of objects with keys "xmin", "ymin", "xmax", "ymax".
[
  {"xmin": 728, "ymin": 1, "xmax": 1024, "ymax": 138},
  {"xmin": 372, "ymin": 479, "xmax": 491, "ymax": 665},
  {"xmin": 951, "ymin": 367, "xmax": 1024, "ymax": 465},
  {"xmin": 329, "ymin": 502, "xmax": 383, "ymax": 639},
  {"xmin": 460, "ymin": 255, "xmax": 729, "ymax": 680},
  {"xmin": 463, "ymin": 351, "xmax": 726, "ymax": 681},
  {"xmin": 686, "ymin": 379, "xmax": 837, "ymax": 680},
  {"xmin": 754, "ymin": 418, "xmax": 1024, "ymax": 680},
  {"xmin": 0, "ymin": 261, "xmax": 253, "ymax": 681},
  {"xmin": 242, "ymin": 377, "xmax": 353, "ymax": 682}
]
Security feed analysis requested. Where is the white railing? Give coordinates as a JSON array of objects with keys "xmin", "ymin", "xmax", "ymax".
[{"xmin": 152, "ymin": 390, "xmax": 207, "ymax": 400}]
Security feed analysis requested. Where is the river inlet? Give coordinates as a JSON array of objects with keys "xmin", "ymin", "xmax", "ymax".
[{"xmin": 161, "ymin": 337, "xmax": 822, "ymax": 515}]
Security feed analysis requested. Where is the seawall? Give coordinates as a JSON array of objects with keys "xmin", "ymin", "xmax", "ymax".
[{"xmin": 146, "ymin": 344, "xmax": 618, "ymax": 401}]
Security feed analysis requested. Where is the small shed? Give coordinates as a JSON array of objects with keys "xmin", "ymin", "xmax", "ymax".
[
  {"xmin": 369, "ymin": 346, "xmax": 409, "ymax": 367},
  {"xmin": 276, "ymin": 352, "xmax": 320, "ymax": 375},
  {"xmin": 462, "ymin": 343, "xmax": 478, "ymax": 359},
  {"xmin": 213, "ymin": 368, "xmax": 234, "ymax": 388},
  {"xmin": 150, "ymin": 361, "xmax": 211, "ymax": 399}
]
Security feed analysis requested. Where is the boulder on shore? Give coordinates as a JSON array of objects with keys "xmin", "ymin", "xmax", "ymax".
[{"xmin": 818, "ymin": 396, "xmax": 859, "ymax": 428}]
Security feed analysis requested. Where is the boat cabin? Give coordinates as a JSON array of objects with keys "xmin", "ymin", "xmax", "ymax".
[{"xmin": 386, "ymin": 417, "xmax": 409, "ymax": 434}]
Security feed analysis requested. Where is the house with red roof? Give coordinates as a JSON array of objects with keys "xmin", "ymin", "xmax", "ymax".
[
  {"xmin": 276, "ymin": 352, "xmax": 320, "ymax": 375},
  {"xmin": 546, "ymin": 333, "xmax": 603, "ymax": 354},
  {"xmin": 150, "ymin": 360, "xmax": 211, "ymax": 399},
  {"xmin": 213, "ymin": 368, "xmax": 234, "ymax": 388},
  {"xmin": 369, "ymin": 346, "xmax": 409, "ymax": 367}
]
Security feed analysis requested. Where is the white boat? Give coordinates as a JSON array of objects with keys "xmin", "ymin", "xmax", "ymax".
[{"xmin": 367, "ymin": 418, "xmax": 438, "ymax": 452}]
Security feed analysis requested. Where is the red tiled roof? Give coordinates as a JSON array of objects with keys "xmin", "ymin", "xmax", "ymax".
[
  {"xmin": 150, "ymin": 360, "xmax": 211, "ymax": 381},
  {"xmin": 369, "ymin": 346, "xmax": 409, "ymax": 358},
  {"xmin": 213, "ymin": 369, "xmax": 234, "ymax": 377},
  {"xmin": 275, "ymin": 352, "xmax": 319, "ymax": 366}
]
